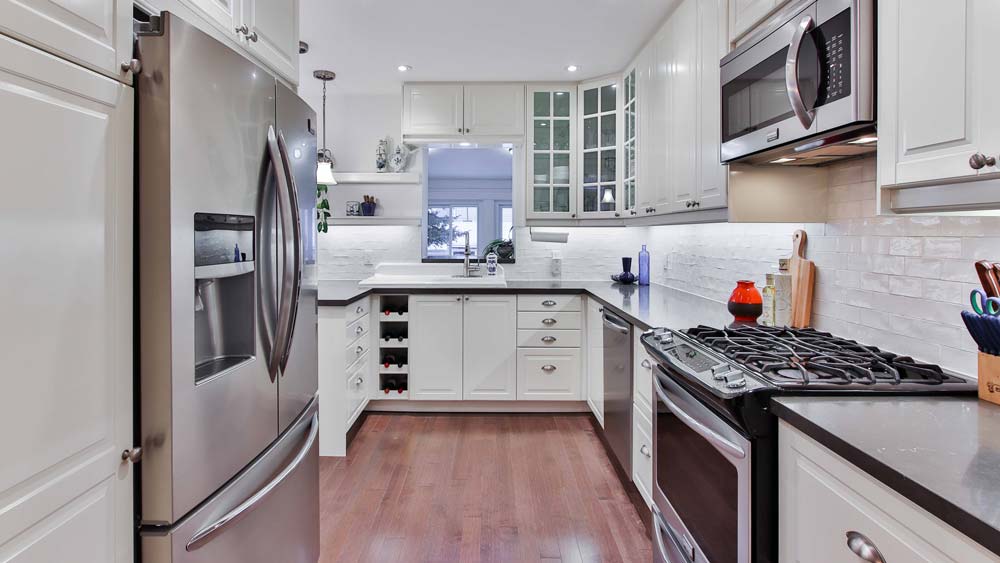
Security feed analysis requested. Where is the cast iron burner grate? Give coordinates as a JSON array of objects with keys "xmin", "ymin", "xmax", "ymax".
[{"xmin": 685, "ymin": 325, "xmax": 962, "ymax": 388}]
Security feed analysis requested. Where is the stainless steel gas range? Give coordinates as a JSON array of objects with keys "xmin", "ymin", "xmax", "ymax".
[{"xmin": 642, "ymin": 325, "xmax": 976, "ymax": 563}]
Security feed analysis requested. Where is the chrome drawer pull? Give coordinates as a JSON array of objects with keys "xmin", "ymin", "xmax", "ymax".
[
  {"xmin": 541, "ymin": 364, "xmax": 557, "ymax": 372},
  {"xmin": 541, "ymin": 318, "xmax": 557, "ymax": 325},
  {"xmin": 640, "ymin": 444, "xmax": 651, "ymax": 458},
  {"xmin": 355, "ymin": 326, "xmax": 364, "ymax": 335},
  {"xmin": 846, "ymin": 531, "xmax": 886, "ymax": 563},
  {"xmin": 355, "ymin": 377, "xmax": 364, "ymax": 386},
  {"xmin": 356, "ymin": 345, "xmax": 364, "ymax": 354},
  {"xmin": 641, "ymin": 359, "xmax": 652, "ymax": 369},
  {"xmin": 356, "ymin": 305, "xmax": 364, "ymax": 314},
  {"xmin": 541, "ymin": 300, "xmax": 557, "ymax": 307},
  {"xmin": 541, "ymin": 336, "xmax": 557, "ymax": 343}
]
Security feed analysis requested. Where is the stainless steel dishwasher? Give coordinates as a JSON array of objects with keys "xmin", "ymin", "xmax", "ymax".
[{"xmin": 602, "ymin": 309, "xmax": 633, "ymax": 476}]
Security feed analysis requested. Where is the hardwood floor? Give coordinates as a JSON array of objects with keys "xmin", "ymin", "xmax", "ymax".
[{"xmin": 318, "ymin": 414, "xmax": 652, "ymax": 563}]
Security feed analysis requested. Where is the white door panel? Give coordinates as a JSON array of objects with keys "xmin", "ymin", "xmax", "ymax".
[
  {"xmin": 402, "ymin": 84, "xmax": 464, "ymax": 136},
  {"xmin": 409, "ymin": 295, "xmax": 463, "ymax": 399},
  {"xmin": 463, "ymin": 295, "xmax": 516, "ymax": 400},
  {"xmin": 464, "ymin": 83, "xmax": 525, "ymax": 136},
  {"xmin": 243, "ymin": 0, "xmax": 299, "ymax": 84}
]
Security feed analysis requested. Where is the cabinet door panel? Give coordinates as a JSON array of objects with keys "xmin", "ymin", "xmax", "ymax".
[
  {"xmin": 0, "ymin": 0, "xmax": 132, "ymax": 83},
  {"xmin": 516, "ymin": 349, "xmax": 581, "ymax": 400},
  {"xmin": 243, "ymin": 0, "xmax": 299, "ymax": 84},
  {"xmin": 409, "ymin": 295, "xmax": 463, "ymax": 400},
  {"xmin": 402, "ymin": 84, "xmax": 465, "ymax": 136},
  {"xmin": 667, "ymin": 0, "xmax": 699, "ymax": 212},
  {"xmin": 729, "ymin": 0, "xmax": 778, "ymax": 42},
  {"xmin": 0, "ymin": 35, "xmax": 133, "ymax": 562},
  {"xmin": 696, "ymin": 0, "xmax": 728, "ymax": 210},
  {"xmin": 184, "ymin": 0, "xmax": 240, "ymax": 37},
  {"xmin": 463, "ymin": 295, "xmax": 516, "ymax": 400},
  {"xmin": 586, "ymin": 299, "xmax": 605, "ymax": 424},
  {"xmin": 464, "ymin": 83, "xmax": 525, "ymax": 136}
]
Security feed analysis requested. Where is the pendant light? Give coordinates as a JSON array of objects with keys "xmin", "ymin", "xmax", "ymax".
[{"xmin": 314, "ymin": 69, "xmax": 337, "ymax": 185}]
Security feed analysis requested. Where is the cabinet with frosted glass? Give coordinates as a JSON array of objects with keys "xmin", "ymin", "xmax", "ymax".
[
  {"xmin": 526, "ymin": 85, "xmax": 577, "ymax": 219},
  {"xmin": 579, "ymin": 76, "xmax": 622, "ymax": 218}
]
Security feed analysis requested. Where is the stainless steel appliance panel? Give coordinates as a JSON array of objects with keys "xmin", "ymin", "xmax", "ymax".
[
  {"xmin": 142, "ymin": 398, "xmax": 320, "ymax": 563},
  {"xmin": 274, "ymin": 83, "xmax": 318, "ymax": 431},
  {"xmin": 602, "ymin": 310, "xmax": 633, "ymax": 476},
  {"xmin": 137, "ymin": 12, "xmax": 280, "ymax": 525}
]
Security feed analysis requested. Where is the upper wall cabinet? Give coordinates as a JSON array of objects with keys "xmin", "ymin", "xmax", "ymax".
[
  {"xmin": 579, "ymin": 76, "xmax": 623, "ymax": 218},
  {"xmin": 622, "ymin": 68, "xmax": 638, "ymax": 215},
  {"xmin": 729, "ymin": 0, "xmax": 797, "ymax": 44},
  {"xmin": 527, "ymin": 85, "xmax": 577, "ymax": 219},
  {"xmin": 0, "ymin": 0, "xmax": 133, "ymax": 84},
  {"xmin": 878, "ymin": 0, "xmax": 1000, "ymax": 201},
  {"xmin": 402, "ymin": 82, "xmax": 525, "ymax": 139}
]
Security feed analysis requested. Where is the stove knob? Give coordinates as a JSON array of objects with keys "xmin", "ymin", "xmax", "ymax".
[
  {"xmin": 710, "ymin": 364, "xmax": 729, "ymax": 378},
  {"xmin": 724, "ymin": 372, "xmax": 747, "ymax": 389}
]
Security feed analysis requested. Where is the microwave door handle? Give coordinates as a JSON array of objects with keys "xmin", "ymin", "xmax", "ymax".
[
  {"xmin": 653, "ymin": 372, "xmax": 747, "ymax": 460},
  {"xmin": 275, "ymin": 129, "xmax": 302, "ymax": 371},
  {"xmin": 785, "ymin": 14, "xmax": 816, "ymax": 129},
  {"xmin": 266, "ymin": 125, "xmax": 295, "ymax": 380}
]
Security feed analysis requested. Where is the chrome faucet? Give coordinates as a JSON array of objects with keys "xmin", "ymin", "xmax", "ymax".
[{"xmin": 462, "ymin": 231, "xmax": 481, "ymax": 277}]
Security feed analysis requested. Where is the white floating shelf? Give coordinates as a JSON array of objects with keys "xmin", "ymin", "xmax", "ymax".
[
  {"xmin": 329, "ymin": 216, "xmax": 421, "ymax": 226},
  {"xmin": 331, "ymin": 172, "xmax": 420, "ymax": 184}
]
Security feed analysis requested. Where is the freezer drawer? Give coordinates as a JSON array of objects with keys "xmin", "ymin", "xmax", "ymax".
[{"xmin": 142, "ymin": 397, "xmax": 320, "ymax": 563}]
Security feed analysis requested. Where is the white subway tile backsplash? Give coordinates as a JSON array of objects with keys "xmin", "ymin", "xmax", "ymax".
[
  {"xmin": 923, "ymin": 237, "xmax": 963, "ymax": 258},
  {"xmin": 889, "ymin": 237, "xmax": 922, "ymax": 257},
  {"xmin": 888, "ymin": 276, "xmax": 922, "ymax": 298}
]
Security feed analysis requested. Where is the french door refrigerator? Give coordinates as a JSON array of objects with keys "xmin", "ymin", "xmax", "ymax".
[{"xmin": 135, "ymin": 12, "xmax": 319, "ymax": 563}]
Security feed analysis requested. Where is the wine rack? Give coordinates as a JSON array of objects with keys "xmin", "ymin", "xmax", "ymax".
[{"xmin": 378, "ymin": 295, "xmax": 409, "ymax": 398}]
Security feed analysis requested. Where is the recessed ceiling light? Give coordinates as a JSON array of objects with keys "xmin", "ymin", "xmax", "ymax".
[
  {"xmin": 566, "ymin": 65, "xmax": 579, "ymax": 72},
  {"xmin": 848, "ymin": 136, "xmax": 878, "ymax": 145},
  {"xmin": 397, "ymin": 65, "xmax": 412, "ymax": 72},
  {"xmin": 770, "ymin": 157, "xmax": 796, "ymax": 164}
]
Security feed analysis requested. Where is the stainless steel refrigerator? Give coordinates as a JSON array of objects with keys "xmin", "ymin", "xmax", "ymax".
[{"xmin": 135, "ymin": 12, "xmax": 319, "ymax": 563}]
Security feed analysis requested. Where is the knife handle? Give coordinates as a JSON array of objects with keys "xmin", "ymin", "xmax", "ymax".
[{"xmin": 976, "ymin": 261, "xmax": 1000, "ymax": 297}]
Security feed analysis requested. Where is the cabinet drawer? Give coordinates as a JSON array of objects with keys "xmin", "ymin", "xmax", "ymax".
[
  {"xmin": 346, "ymin": 358, "xmax": 369, "ymax": 423},
  {"xmin": 632, "ymin": 404, "xmax": 653, "ymax": 508},
  {"xmin": 517, "ymin": 311, "xmax": 582, "ymax": 330},
  {"xmin": 346, "ymin": 298, "xmax": 370, "ymax": 324},
  {"xmin": 517, "ymin": 294, "xmax": 582, "ymax": 312},
  {"xmin": 516, "ymin": 348, "xmax": 581, "ymax": 400},
  {"xmin": 633, "ymin": 335, "xmax": 654, "ymax": 413},
  {"xmin": 345, "ymin": 338, "xmax": 369, "ymax": 369},
  {"xmin": 345, "ymin": 314, "xmax": 370, "ymax": 343},
  {"xmin": 516, "ymin": 329, "xmax": 581, "ymax": 348}
]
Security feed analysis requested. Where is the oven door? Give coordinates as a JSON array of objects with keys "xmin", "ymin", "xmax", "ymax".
[{"xmin": 652, "ymin": 365, "xmax": 752, "ymax": 563}]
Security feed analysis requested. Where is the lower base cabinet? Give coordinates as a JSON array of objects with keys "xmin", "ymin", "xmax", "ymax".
[
  {"xmin": 463, "ymin": 295, "xmax": 517, "ymax": 400},
  {"xmin": 409, "ymin": 295, "xmax": 464, "ymax": 400},
  {"xmin": 586, "ymin": 297, "xmax": 605, "ymax": 425},
  {"xmin": 779, "ymin": 421, "xmax": 997, "ymax": 562}
]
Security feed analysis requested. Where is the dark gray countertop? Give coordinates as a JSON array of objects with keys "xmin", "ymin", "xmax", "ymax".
[
  {"xmin": 771, "ymin": 396, "xmax": 1000, "ymax": 556},
  {"xmin": 318, "ymin": 279, "xmax": 732, "ymax": 331}
]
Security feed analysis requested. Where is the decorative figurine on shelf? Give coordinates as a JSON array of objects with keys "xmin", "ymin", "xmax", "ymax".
[
  {"xmin": 388, "ymin": 143, "xmax": 411, "ymax": 173},
  {"xmin": 612, "ymin": 257, "xmax": 637, "ymax": 285},
  {"xmin": 316, "ymin": 184, "xmax": 331, "ymax": 233},
  {"xmin": 375, "ymin": 137, "xmax": 389, "ymax": 172},
  {"xmin": 728, "ymin": 280, "xmax": 763, "ymax": 324},
  {"xmin": 361, "ymin": 195, "xmax": 377, "ymax": 216}
]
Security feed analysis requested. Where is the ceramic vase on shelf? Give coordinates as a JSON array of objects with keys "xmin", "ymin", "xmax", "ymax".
[
  {"xmin": 728, "ymin": 280, "xmax": 763, "ymax": 324},
  {"xmin": 612, "ymin": 257, "xmax": 637, "ymax": 285},
  {"xmin": 375, "ymin": 138, "xmax": 389, "ymax": 172}
]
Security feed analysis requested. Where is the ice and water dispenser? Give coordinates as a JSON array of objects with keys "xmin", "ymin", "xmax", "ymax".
[{"xmin": 193, "ymin": 213, "xmax": 255, "ymax": 383}]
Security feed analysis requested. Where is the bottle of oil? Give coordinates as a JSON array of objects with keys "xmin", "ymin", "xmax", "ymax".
[{"xmin": 761, "ymin": 273, "xmax": 776, "ymax": 327}]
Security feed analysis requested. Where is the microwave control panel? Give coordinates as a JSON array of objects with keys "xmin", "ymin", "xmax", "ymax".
[{"xmin": 814, "ymin": 8, "xmax": 852, "ymax": 107}]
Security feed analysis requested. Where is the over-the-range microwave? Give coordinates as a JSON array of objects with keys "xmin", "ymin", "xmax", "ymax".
[{"xmin": 720, "ymin": 0, "xmax": 874, "ymax": 166}]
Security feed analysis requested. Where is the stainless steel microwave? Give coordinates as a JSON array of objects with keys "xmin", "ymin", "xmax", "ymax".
[{"xmin": 720, "ymin": 0, "xmax": 874, "ymax": 165}]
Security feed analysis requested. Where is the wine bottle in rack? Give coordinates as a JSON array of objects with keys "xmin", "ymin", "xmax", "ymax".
[
  {"xmin": 382, "ymin": 353, "xmax": 396, "ymax": 368},
  {"xmin": 383, "ymin": 376, "xmax": 398, "ymax": 394}
]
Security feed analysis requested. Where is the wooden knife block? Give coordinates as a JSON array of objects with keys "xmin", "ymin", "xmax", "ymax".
[{"xmin": 978, "ymin": 352, "xmax": 1000, "ymax": 406}]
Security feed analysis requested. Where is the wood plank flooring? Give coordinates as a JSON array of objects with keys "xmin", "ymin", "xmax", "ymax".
[{"xmin": 318, "ymin": 414, "xmax": 652, "ymax": 563}]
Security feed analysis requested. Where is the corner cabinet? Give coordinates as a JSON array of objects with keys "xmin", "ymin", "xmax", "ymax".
[
  {"xmin": 526, "ymin": 84, "xmax": 578, "ymax": 219},
  {"xmin": 402, "ymin": 83, "xmax": 525, "ymax": 139},
  {"xmin": 578, "ymin": 76, "xmax": 623, "ymax": 218}
]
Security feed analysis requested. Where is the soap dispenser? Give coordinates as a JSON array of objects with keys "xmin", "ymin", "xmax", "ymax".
[{"xmin": 638, "ymin": 245, "xmax": 650, "ymax": 286}]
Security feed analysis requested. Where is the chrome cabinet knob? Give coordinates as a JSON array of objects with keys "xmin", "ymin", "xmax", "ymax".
[
  {"xmin": 846, "ymin": 531, "xmax": 886, "ymax": 563},
  {"xmin": 541, "ymin": 318, "xmax": 557, "ymax": 325},
  {"xmin": 640, "ymin": 444, "xmax": 651, "ymax": 458},
  {"xmin": 121, "ymin": 447, "xmax": 143, "ymax": 464},
  {"xmin": 641, "ymin": 359, "xmax": 652, "ymax": 369},
  {"xmin": 355, "ymin": 377, "xmax": 364, "ymax": 386},
  {"xmin": 356, "ymin": 306, "xmax": 364, "ymax": 314},
  {"xmin": 356, "ymin": 345, "xmax": 364, "ymax": 354},
  {"xmin": 355, "ymin": 326, "xmax": 363, "ymax": 334},
  {"xmin": 541, "ymin": 364, "xmax": 557, "ymax": 372},
  {"xmin": 970, "ymin": 153, "xmax": 996, "ymax": 170},
  {"xmin": 541, "ymin": 300, "xmax": 557, "ymax": 307},
  {"xmin": 456, "ymin": 296, "xmax": 461, "ymax": 301},
  {"xmin": 458, "ymin": 128, "xmax": 463, "ymax": 133},
  {"xmin": 465, "ymin": 128, "xmax": 470, "ymax": 133},
  {"xmin": 685, "ymin": 201, "xmax": 692, "ymax": 208},
  {"xmin": 465, "ymin": 296, "xmax": 469, "ymax": 301},
  {"xmin": 571, "ymin": 213, "xmax": 576, "ymax": 218},
  {"xmin": 235, "ymin": 24, "xmax": 248, "ymax": 36},
  {"xmin": 120, "ymin": 59, "xmax": 141, "ymax": 74},
  {"xmin": 541, "ymin": 336, "xmax": 557, "ymax": 343}
]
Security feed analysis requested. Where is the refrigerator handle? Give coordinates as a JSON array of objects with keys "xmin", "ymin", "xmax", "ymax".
[
  {"xmin": 266, "ymin": 125, "xmax": 295, "ymax": 381},
  {"xmin": 185, "ymin": 412, "xmax": 319, "ymax": 551},
  {"xmin": 275, "ymin": 129, "xmax": 302, "ymax": 372}
]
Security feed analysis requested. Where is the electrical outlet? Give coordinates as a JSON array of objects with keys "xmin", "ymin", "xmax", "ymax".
[
  {"xmin": 550, "ymin": 250, "xmax": 562, "ymax": 276},
  {"xmin": 363, "ymin": 250, "xmax": 374, "ymax": 266}
]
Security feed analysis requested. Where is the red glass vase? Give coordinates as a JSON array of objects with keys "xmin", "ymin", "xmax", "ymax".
[{"xmin": 727, "ymin": 280, "xmax": 763, "ymax": 324}]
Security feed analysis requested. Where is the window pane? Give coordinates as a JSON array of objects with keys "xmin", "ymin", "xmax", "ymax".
[
  {"xmin": 601, "ymin": 84, "xmax": 616, "ymax": 112},
  {"xmin": 533, "ymin": 153, "xmax": 550, "ymax": 184},
  {"xmin": 601, "ymin": 115, "xmax": 616, "ymax": 147},
  {"xmin": 583, "ymin": 152, "xmax": 598, "ymax": 184},
  {"xmin": 534, "ymin": 120, "xmax": 550, "ymax": 150},
  {"xmin": 628, "ymin": 109, "xmax": 636, "ymax": 140},
  {"xmin": 584, "ymin": 88, "xmax": 598, "ymax": 115},
  {"xmin": 553, "ymin": 153, "xmax": 570, "ymax": 184},
  {"xmin": 601, "ymin": 150, "xmax": 616, "ymax": 182},
  {"xmin": 426, "ymin": 207, "xmax": 452, "ymax": 257},
  {"xmin": 554, "ymin": 91, "xmax": 571, "ymax": 116},
  {"xmin": 584, "ymin": 117, "xmax": 598, "ymax": 149},
  {"xmin": 600, "ymin": 185, "xmax": 616, "ymax": 211},
  {"xmin": 553, "ymin": 119, "xmax": 570, "ymax": 151},
  {"xmin": 501, "ymin": 206, "xmax": 513, "ymax": 238},
  {"xmin": 583, "ymin": 185, "xmax": 598, "ymax": 212},
  {"xmin": 533, "ymin": 91, "xmax": 550, "ymax": 117},
  {"xmin": 533, "ymin": 186, "xmax": 550, "ymax": 212},
  {"xmin": 553, "ymin": 187, "xmax": 570, "ymax": 212},
  {"xmin": 451, "ymin": 206, "xmax": 478, "ymax": 257}
]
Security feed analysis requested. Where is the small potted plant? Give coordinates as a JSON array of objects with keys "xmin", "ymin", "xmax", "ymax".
[{"xmin": 483, "ymin": 234, "xmax": 514, "ymax": 260}]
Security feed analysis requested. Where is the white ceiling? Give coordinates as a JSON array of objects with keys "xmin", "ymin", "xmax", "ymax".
[{"xmin": 298, "ymin": 0, "xmax": 678, "ymax": 94}]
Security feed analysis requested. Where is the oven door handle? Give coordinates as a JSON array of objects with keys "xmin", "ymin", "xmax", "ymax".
[
  {"xmin": 785, "ymin": 14, "xmax": 816, "ymax": 129},
  {"xmin": 654, "ymin": 372, "xmax": 747, "ymax": 460},
  {"xmin": 653, "ymin": 507, "xmax": 693, "ymax": 563}
]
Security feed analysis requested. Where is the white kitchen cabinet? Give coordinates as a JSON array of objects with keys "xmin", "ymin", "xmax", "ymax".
[
  {"xmin": 586, "ymin": 298, "xmax": 605, "ymax": 425},
  {"xmin": 631, "ymin": 404, "xmax": 654, "ymax": 508},
  {"xmin": 636, "ymin": 35, "xmax": 667, "ymax": 216},
  {"xmin": 0, "ymin": 33, "xmax": 133, "ymax": 561},
  {"xmin": 695, "ymin": 0, "xmax": 729, "ymax": 211},
  {"xmin": 182, "ymin": 0, "xmax": 240, "ymax": 37},
  {"xmin": 622, "ymin": 66, "xmax": 638, "ymax": 216},
  {"xmin": 878, "ymin": 0, "xmax": 1000, "ymax": 190},
  {"xmin": 578, "ymin": 76, "xmax": 623, "ymax": 218},
  {"xmin": 0, "ymin": 0, "xmax": 133, "ymax": 84},
  {"xmin": 633, "ymin": 332, "xmax": 654, "ymax": 415},
  {"xmin": 409, "ymin": 294, "xmax": 464, "ymax": 400},
  {"xmin": 241, "ymin": 0, "xmax": 299, "ymax": 84},
  {"xmin": 464, "ymin": 83, "xmax": 525, "ymax": 136},
  {"xmin": 729, "ymin": 0, "xmax": 783, "ymax": 43},
  {"xmin": 463, "ymin": 295, "xmax": 517, "ymax": 400},
  {"xmin": 665, "ymin": 0, "xmax": 700, "ymax": 214},
  {"xmin": 526, "ymin": 84, "xmax": 578, "ymax": 219},
  {"xmin": 779, "ymin": 421, "xmax": 997, "ymax": 562},
  {"xmin": 402, "ymin": 84, "xmax": 465, "ymax": 137},
  {"xmin": 318, "ymin": 298, "xmax": 373, "ymax": 456},
  {"xmin": 516, "ymin": 349, "xmax": 582, "ymax": 400}
]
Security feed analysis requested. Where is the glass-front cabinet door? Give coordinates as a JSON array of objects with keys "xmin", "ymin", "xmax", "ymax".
[
  {"xmin": 579, "ymin": 77, "xmax": 622, "ymax": 218},
  {"xmin": 526, "ymin": 85, "xmax": 577, "ymax": 219},
  {"xmin": 622, "ymin": 68, "xmax": 637, "ymax": 215}
]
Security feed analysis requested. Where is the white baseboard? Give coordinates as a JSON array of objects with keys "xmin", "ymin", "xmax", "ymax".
[{"xmin": 364, "ymin": 400, "xmax": 591, "ymax": 413}]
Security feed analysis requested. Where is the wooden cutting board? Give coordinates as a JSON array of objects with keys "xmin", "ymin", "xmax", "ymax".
[{"xmin": 789, "ymin": 229, "xmax": 815, "ymax": 328}]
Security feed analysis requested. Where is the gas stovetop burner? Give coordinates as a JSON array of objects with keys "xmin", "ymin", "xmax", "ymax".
[{"xmin": 685, "ymin": 325, "xmax": 972, "ymax": 390}]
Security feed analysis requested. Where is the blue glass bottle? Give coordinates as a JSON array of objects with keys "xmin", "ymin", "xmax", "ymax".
[{"xmin": 638, "ymin": 244, "xmax": 650, "ymax": 285}]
